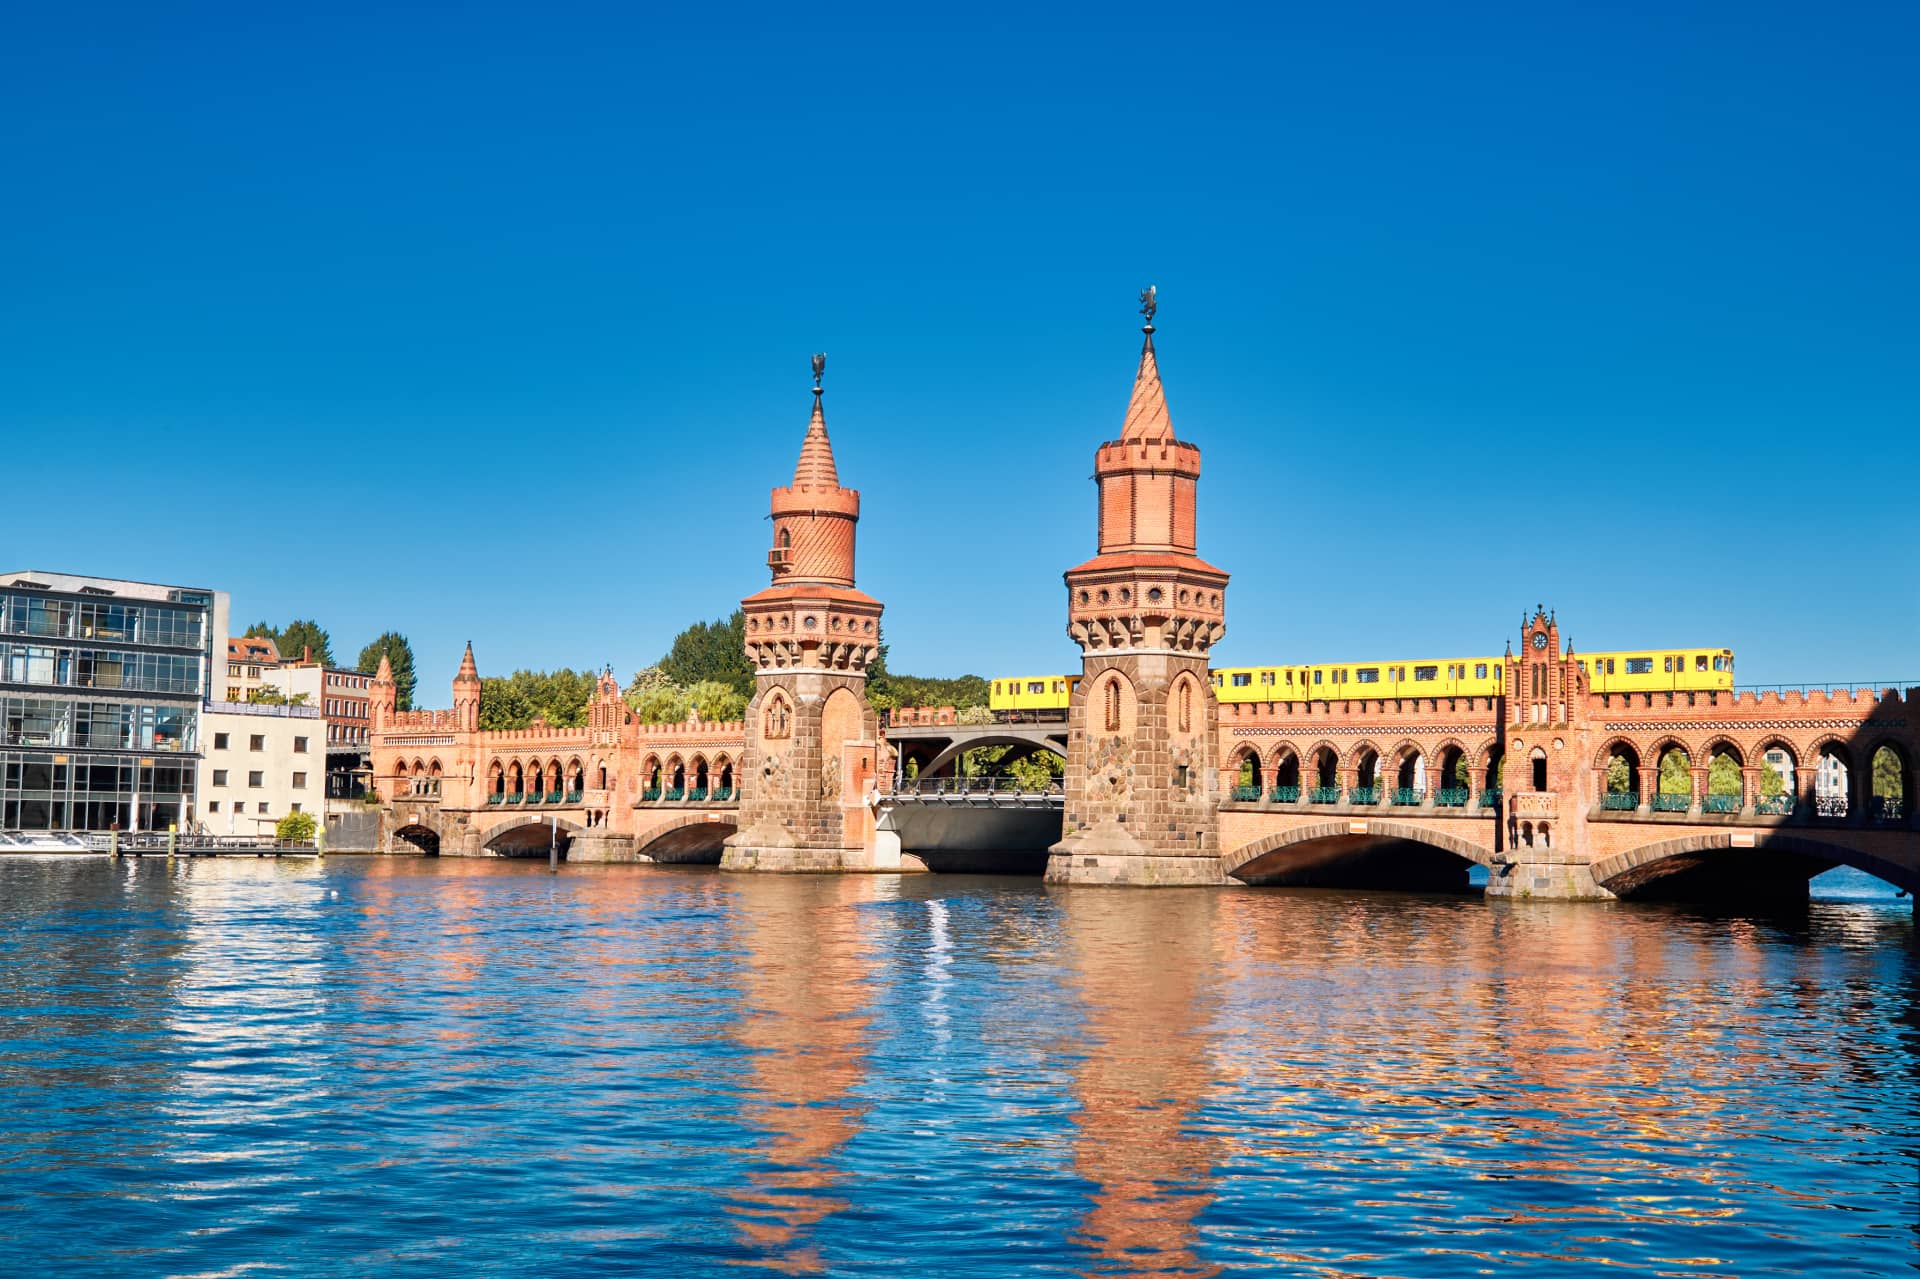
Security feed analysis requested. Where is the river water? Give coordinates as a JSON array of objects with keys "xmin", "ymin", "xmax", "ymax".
[{"xmin": 0, "ymin": 856, "xmax": 1914, "ymax": 1277}]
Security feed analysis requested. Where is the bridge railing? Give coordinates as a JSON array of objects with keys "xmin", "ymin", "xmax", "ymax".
[{"xmin": 899, "ymin": 776, "xmax": 1063, "ymax": 799}]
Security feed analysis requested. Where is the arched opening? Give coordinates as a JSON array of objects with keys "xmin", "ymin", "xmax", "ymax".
[
  {"xmin": 527, "ymin": 761, "xmax": 545, "ymax": 800},
  {"xmin": 546, "ymin": 759, "xmax": 562, "ymax": 801},
  {"xmin": 1601, "ymin": 741, "xmax": 1641, "ymax": 809},
  {"xmin": 692, "ymin": 757, "xmax": 710, "ymax": 800},
  {"xmin": 1435, "ymin": 745, "xmax": 1468, "ymax": 805},
  {"xmin": 1103, "ymin": 678, "xmax": 1121, "ymax": 733},
  {"xmin": 1755, "ymin": 741, "xmax": 1797, "ymax": 815},
  {"xmin": 1870, "ymin": 743, "xmax": 1909, "ymax": 824},
  {"xmin": 1815, "ymin": 745, "xmax": 1850, "ymax": 818},
  {"xmin": 1595, "ymin": 832, "xmax": 1920, "ymax": 903},
  {"xmin": 486, "ymin": 820, "xmax": 574, "ymax": 860},
  {"xmin": 1232, "ymin": 747, "xmax": 1262, "ymax": 801},
  {"xmin": 1310, "ymin": 747, "xmax": 1339, "ymax": 802},
  {"xmin": 1393, "ymin": 749, "xmax": 1425, "ymax": 804},
  {"xmin": 393, "ymin": 823, "xmax": 439, "ymax": 856},
  {"xmin": 1481, "ymin": 746, "xmax": 1505, "ymax": 802},
  {"xmin": 642, "ymin": 756, "xmax": 662, "ymax": 800},
  {"xmin": 1704, "ymin": 742, "xmax": 1745, "ymax": 814},
  {"xmin": 1350, "ymin": 747, "xmax": 1380, "ymax": 803},
  {"xmin": 508, "ymin": 761, "xmax": 524, "ymax": 802},
  {"xmin": 488, "ymin": 762, "xmax": 504, "ymax": 800},
  {"xmin": 1270, "ymin": 749, "xmax": 1301, "ymax": 801},
  {"xmin": 717, "ymin": 759, "xmax": 735, "ymax": 799},
  {"xmin": 1227, "ymin": 824, "xmax": 1488, "ymax": 893},
  {"xmin": 1529, "ymin": 746, "xmax": 1547, "ymax": 793},
  {"xmin": 763, "ymin": 693, "xmax": 791, "ymax": 740},
  {"xmin": 1655, "ymin": 744, "xmax": 1692, "ymax": 812},
  {"xmin": 566, "ymin": 758, "xmax": 584, "ymax": 798},
  {"xmin": 597, "ymin": 763, "xmax": 608, "ymax": 790},
  {"xmin": 668, "ymin": 759, "xmax": 686, "ymax": 799}
]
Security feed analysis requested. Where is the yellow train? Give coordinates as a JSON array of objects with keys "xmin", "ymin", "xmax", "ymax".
[{"xmin": 987, "ymin": 647, "xmax": 1734, "ymax": 717}]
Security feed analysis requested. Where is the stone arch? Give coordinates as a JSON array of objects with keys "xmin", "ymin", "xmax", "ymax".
[
  {"xmin": 487, "ymin": 759, "xmax": 504, "ymax": 796},
  {"xmin": 566, "ymin": 756, "xmax": 585, "ymax": 792},
  {"xmin": 508, "ymin": 760, "xmax": 524, "ymax": 795},
  {"xmin": 1268, "ymin": 744, "xmax": 1302, "ymax": 792},
  {"xmin": 1345, "ymin": 741, "xmax": 1382, "ymax": 791},
  {"xmin": 481, "ymin": 813, "xmax": 584, "ymax": 858},
  {"xmin": 1866, "ymin": 739, "xmax": 1910, "ymax": 822},
  {"xmin": 714, "ymin": 754, "xmax": 735, "ymax": 796},
  {"xmin": 411, "ymin": 757, "xmax": 426, "ymax": 777},
  {"xmin": 1307, "ymin": 742, "xmax": 1340, "ymax": 791},
  {"xmin": 392, "ymin": 822, "xmax": 440, "ymax": 856},
  {"xmin": 1222, "ymin": 819, "xmax": 1498, "ymax": 889},
  {"xmin": 666, "ymin": 754, "xmax": 686, "ymax": 796},
  {"xmin": 1389, "ymin": 740, "xmax": 1425, "ymax": 795},
  {"xmin": 1591, "ymin": 831, "xmax": 1920, "ymax": 899},
  {"xmin": 762, "ymin": 689, "xmax": 792, "ymax": 740},
  {"xmin": 429, "ymin": 758, "xmax": 443, "ymax": 778},
  {"xmin": 1809, "ymin": 736, "xmax": 1854, "ymax": 815},
  {"xmin": 691, "ymin": 754, "xmax": 710, "ymax": 794},
  {"xmin": 820, "ymin": 687, "xmax": 865, "ymax": 799},
  {"xmin": 632, "ymin": 812, "xmax": 739, "ymax": 865},
  {"xmin": 642, "ymin": 754, "xmax": 662, "ymax": 793}
]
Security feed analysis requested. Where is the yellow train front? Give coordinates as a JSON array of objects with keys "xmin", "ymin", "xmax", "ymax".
[
  {"xmin": 992, "ymin": 645, "xmax": 1734, "ymax": 717},
  {"xmin": 988, "ymin": 675, "xmax": 1078, "ymax": 721}
]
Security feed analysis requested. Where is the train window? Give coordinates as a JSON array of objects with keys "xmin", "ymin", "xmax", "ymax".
[
  {"xmin": 1626, "ymin": 657, "xmax": 1653, "ymax": 675},
  {"xmin": 1053, "ymin": 681, "xmax": 1063, "ymax": 693},
  {"xmin": 1260, "ymin": 671, "xmax": 1274, "ymax": 684},
  {"xmin": 1414, "ymin": 665, "xmax": 1437, "ymax": 681},
  {"xmin": 1285, "ymin": 670, "xmax": 1293, "ymax": 684},
  {"xmin": 1313, "ymin": 670, "xmax": 1323, "ymax": 685},
  {"xmin": 1355, "ymin": 668, "xmax": 1379, "ymax": 683},
  {"xmin": 1475, "ymin": 663, "xmax": 1488, "ymax": 679},
  {"xmin": 1027, "ymin": 682, "xmax": 1045, "ymax": 694},
  {"xmin": 1606, "ymin": 658, "xmax": 1615, "ymax": 674},
  {"xmin": 1231, "ymin": 673, "xmax": 1251, "ymax": 687},
  {"xmin": 1695, "ymin": 655, "xmax": 1708, "ymax": 671}
]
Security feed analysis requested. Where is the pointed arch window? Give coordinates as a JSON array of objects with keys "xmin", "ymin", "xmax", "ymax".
[
  {"xmin": 1104, "ymin": 678, "xmax": 1121, "ymax": 732},
  {"xmin": 1177, "ymin": 679, "xmax": 1192, "ymax": 733},
  {"xmin": 764, "ymin": 692, "xmax": 792, "ymax": 740}
]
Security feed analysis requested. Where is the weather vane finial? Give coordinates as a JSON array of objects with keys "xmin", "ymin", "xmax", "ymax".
[
  {"xmin": 811, "ymin": 353, "xmax": 826, "ymax": 395},
  {"xmin": 1139, "ymin": 284, "xmax": 1157, "ymax": 332}
]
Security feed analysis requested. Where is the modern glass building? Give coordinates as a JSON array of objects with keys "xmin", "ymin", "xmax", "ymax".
[{"xmin": 0, "ymin": 571, "xmax": 224, "ymax": 833}]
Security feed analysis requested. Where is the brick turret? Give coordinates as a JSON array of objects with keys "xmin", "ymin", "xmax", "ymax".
[
  {"xmin": 723, "ymin": 355, "xmax": 890, "ymax": 873},
  {"xmin": 1048, "ymin": 289, "xmax": 1233, "ymax": 886},
  {"xmin": 452, "ymin": 641, "xmax": 481, "ymax": 733},
  {"xmin": 370, "ymin": 653, "xmax": 396, "ymax": 732}
]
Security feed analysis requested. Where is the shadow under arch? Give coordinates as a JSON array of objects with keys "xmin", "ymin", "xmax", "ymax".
[
  {"xmin": 1592, "ymin": 831, "xmax": 1920, "ymax": 901},
  {"xmin": 392, "ymin": 822, "xmax": 440, "ymax": 856},
  {"xmin": 917, "ymin": 735, "xmax": 1066, "ymax": 780},
  {"xmin": 633, "ymin": 813, "xmax": 737, "ymax": 865},
  {"xmin": 481, "ymin": 815, "xmax": 583, "ymax": 859},
  {"xmin": 1223, "ymin": 820, "xmax": 1497, "ymax": 893}
]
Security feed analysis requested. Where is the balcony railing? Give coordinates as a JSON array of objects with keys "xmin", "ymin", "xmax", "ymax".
[
  {"xmin": 505, "ymin": 793, "xmax": 523, "ymax": 804},
  {"xmin": 1479, "ymin": 789, "xmax": 1502, "ymax": 808},
  {"xmin": 1651, "ymin": 793, "xmax": 1691, "ymax": 813},
  {"xmin": 1391, "ymin": 787, "xmax": 1422, "ymax": 806},
  {"xmin": 1269, "ymin": 785, "xmax": 1301, "ymax": 804},
  {"xmin": 487, "ymin": 793, "xmax": 504, "ymax": 805},
  {"xmin": 1231, "ymin": 785, "xmax": 1261, "ymax": 802},
  {"xmin": 1601, "ymin": 792, "xmax": 1639, "ymax": 811},
  {"xmin": 1701, "ymin": 794, "xmax": 1743, "ymax": 815},
  {"xmin": 563, "ymin": 791, "xmax": 582, "ymax": 804},
  {"xmin": 1309, "ymin": 786, "xmax": 1341, "ymax": 805},
  {"xmin": 688, "ymin": 788, "xmax": 709, "ymax": 802},
  {"xmin": 1815, "ymin": 794, "xmax": 1849, "ymax": 818},
  {"xmin": 642, "ymin": 786, "xmax": 662, "ymax": 801},
  {"xmin": 545, "ymin": 791, "xmax": 562, "ymax": 804},
  {"xmin": 665, "ymin": 788, "xmax": 686, "ymax": 801},
  {"xmin": 1435, "ymin": 787, "xmax": 1469, "ymax": 808},
  {"xmin": 1871, "ymin": 796, "xmax": 1906, "ymax": 825},
  {"xmin": 712, "ymin": 787, "xmax": 734, "ymax": 801},
  {"xmin": 1348, "ymin": 786, "xmax": 1379, "ymax": 806},
  {"xmin": 1754, "ymin": 795, "xmax": 1795, "ymax": 816}
]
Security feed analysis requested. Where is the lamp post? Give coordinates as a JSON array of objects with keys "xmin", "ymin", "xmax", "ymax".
[{"xmin": 548, "ymin": 814, "xmax": 558, "ymax": 874}]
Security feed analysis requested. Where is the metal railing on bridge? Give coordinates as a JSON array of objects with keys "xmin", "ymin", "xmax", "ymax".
[{"xmin": 890, "ymin": 777, "xmax": 1063, "ymax": 805}]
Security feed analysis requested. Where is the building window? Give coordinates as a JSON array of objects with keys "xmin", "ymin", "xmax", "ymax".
[
  {"xmin": 292, "ymin": 772, "xmax": 306, "ymax": 789},
  {"xmin": 249, "ymin": 734, "xmax": 264, "ymax": 751},
  {"xmin": 214, "ymin": 732, "xmax": 229, "ymax": 750},
  {"xmin": 212, "ymin": 770, "xmax": 228, "ymax": 786},
  {"xmin": 1414, "ymin": 665, "xmax": 1438, "ymax": 681},
  {"xmin": 226, "ymin": 686, "xmax": 241, "ymax": 701},
  {"xmin": 1355, "ymin": 668, "xmax": 1379, "ymax": 684},
  {"xmin": 208, "ymin": 800, "xmax": 220, "ymax": 813},
  {"xmin": 248, "ymin": 771, "xmax": 263, "ymax": 787},
  {"xmin": 290, "ymin": 802, "xmax": 301, "ymax": 813},
  {"xmin": 294, "ymin": 737, "xmax": 308, "ymax": 753},
  {"xmin": 257, "ymin": 802, "xmax": 270, "ymax": 813},
  {"xmin": 1231, "ymin": 673, "xmax": 1251, "ymax": 686},
  {"xmin": 1626, "ymin": 657, "xmax": 1653, "ymax": 675},
  {"xmin": 247, "ymin": 666, "xmax": 260, "ymax": 678},
  {"xmin": 1475, "ymin": 663, "xmax": 1488, "ymax": 679}
]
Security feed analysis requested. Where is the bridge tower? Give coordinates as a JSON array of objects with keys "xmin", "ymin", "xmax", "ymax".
[
  {"xmin": 722, "ymin": 355, "xmax": 889, "ymax": 873},
  {"xmin": 1046, "ymin": 289, "xmax": 1232, "ymax": 885},
  {"xmin": 1488, "ymin": 606, "xmax": 1606, "ymax": 899}
]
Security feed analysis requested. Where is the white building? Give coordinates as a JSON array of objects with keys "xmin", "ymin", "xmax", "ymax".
[{"xmin": 196, "ymin": 701, "xmax": 323, "ymax": 835}]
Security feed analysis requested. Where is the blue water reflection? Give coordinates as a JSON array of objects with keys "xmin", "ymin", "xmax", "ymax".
[{"xmin": 0, "ymin": 856, "xmax": 1913, "ymax": 1276}]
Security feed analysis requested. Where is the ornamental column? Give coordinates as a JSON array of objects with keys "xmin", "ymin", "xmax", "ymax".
[{"xmin": 1046, "ymin": 288, "xmax": 1232, "ymax": 887}]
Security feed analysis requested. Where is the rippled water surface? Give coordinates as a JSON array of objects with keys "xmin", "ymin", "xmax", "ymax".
[{"xmin": 1, "ymin": 856, "xmax": 1916, "ymax": 1276}]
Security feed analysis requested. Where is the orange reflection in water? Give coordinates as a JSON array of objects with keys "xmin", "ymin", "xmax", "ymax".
[
  {"xmin": 1061, "ymin": 889, "xmax": 1228, "ymax": 1278},
  {"xmin": 725, "ymin": 875, "xmax": 888, "ymax": 1273}
]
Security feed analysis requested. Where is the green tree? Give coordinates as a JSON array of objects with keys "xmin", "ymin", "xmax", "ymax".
[
  {"xmin": 1758, "ymin": 758, "xmax": 1787, "ymax": 800},
  {"xmin": 684, "ymin": 679, "xmax": 749, "ymax": 723},
  {"xmin": 278, "ymin": 619, "xmax": 333, "ymax": 666},
  {"xmin": 626, "ymin": 682, "xmax": 691, "ymax": 725},
  {"xmin": 246, "ymin": 683, "xmax": 310, "ymax": 707},
  {"xmin": 1872, "ymin": 746, "xmax": 1905, "ymax": 800},
  {"xmin": 357, "ymin": 632, "xmax": 418, "ymax": 710},
  {"xmin": 1707, "ymin": 751, "xmax": 1744, "ymax": 797},
  {"xmin": 1658, "ymin": 749, "xmax": 1693, "ymax": 795},
  {"xmin": 1605, "ymin": 754, "xmax": 1632, "ymax": 793},
  {"xmin": 478, "ymin": 677, "xmax": 534, "ymax": 731},
  {"xmin": 1454, "ymin": 754, "xmax": 1473, "ymax": 789},
  {"xmin": 243, "ymin": 620, "xmax": 282, "ymax": 652},
  {"xmin": 276, "ymin": 810, "xmax": 316, "ymax": 843},
  {"xmin": 659, "ymin": 612, "xmax": 754, "ymax": 698}
]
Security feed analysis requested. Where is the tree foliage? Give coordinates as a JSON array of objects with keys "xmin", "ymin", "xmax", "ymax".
[
  {"xmin": 658, "ymin": 612, "xmax": 754, "ymax": 698},
  {"xmin": 1706, "ymin": 751, "xmax": 1744, "ymax": 797},
  {"xmin": 356, "ymin": 632, "xmax": 417, "ymax": 710},
  {"xmin": 1605, "ymin": 754, "xmax": 1632, "ymax": 793},
  {"xmin": 959, "ymin": 744, "xmax": 1063, "ymax": 790},
  {"xmin": 1873, "ymin": 746, "xmax": 1905, "ymax": 800},
  {"xmin": 1758, "ymin": 758, "xmax": 1787, "ymax": 799},
  {"xmin": 242, "ymin": 619, "xmax": 333, "ymax": 666},
  {"xmin": 624, "ymin": 678, "xmax": 749, "ymax": 725},
  {"xmin": 1657, "ymin": 749, "xmax": 1693, "ymax": 795},
  {"xmin": 246, "ymin": 683, "xmax": 310, "ymax": 707},
  {"xmin": 478, "ymin": 669, "xmax": 598, "ymax": 731},
  {"xmin": 276, "ymin": 810, "xmax": 317, "ymax": 843}
]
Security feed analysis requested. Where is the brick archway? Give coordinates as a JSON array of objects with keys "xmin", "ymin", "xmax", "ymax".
[
  {"xmin": 391, "ymin": 822, "xmax": 440, "ymax": 856},
  {"xmin": 634, "ymin": 812, "xmax": 737, "ymax": 864},
  {"xmin": 1222, "ymin": 818, "xmax": 1499, "ymax": 884},
  {"xmin": 1590, "ymin": 832, "xmax": 1920, "ymax": 898},
  {"xmin": 481, "ymin": 814, "xmax": 586, "ymax": 854}
]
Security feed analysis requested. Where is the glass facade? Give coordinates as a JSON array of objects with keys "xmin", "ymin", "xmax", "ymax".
[{"xmin": 0, "ymin": 580, "xmax": 213, "ymax": 833}]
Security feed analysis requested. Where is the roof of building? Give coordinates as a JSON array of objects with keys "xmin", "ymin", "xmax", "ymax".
[
  {"xmin": 228, "ymin": 636, "xmax": 283, "ymax": 663},
  {"xmin": 792, "ymin": 389, "xmax": 841, "ymax": 489},
  {"xmin": 1118, "ymin": 329, "xmax": 1172, "ymax": 443},
  {"xmin": 0, "ymin": 570, "xmax": 214, "ymax": 603}
]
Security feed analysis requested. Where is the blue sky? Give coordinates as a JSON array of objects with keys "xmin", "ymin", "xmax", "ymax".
[{"xmin": 3, "ymin": 2, "xmax": 1915, "ymax": 692}]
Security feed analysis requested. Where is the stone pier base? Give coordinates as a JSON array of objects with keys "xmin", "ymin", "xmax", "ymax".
[
  {"xmin": 1483, "ymin": 859, "xmax": 1615, "ymax": 901},
  {"xmin": 720, "ymin": 844, "xmax": 911, "ymax": 874},
  {"xmin": 1043, "ymin": 852, "xmax": 1229, "ymax": 887},
  {"xmin": 566, "ymin": 834, "xmax": 638, "ymax": 863}
]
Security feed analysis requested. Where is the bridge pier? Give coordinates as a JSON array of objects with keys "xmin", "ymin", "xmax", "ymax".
[{"xmin": 1483, "ymin": 856, "xmax": 1614, "ymax": 902}]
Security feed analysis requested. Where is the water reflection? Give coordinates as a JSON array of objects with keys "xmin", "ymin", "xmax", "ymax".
[
  {"xmin": 725, "ymin": 876, "xmax": 886, "ymax": 1271},
  {"xmin": 1061, "ymin": 890, "xmax": 1225, "ymax": 1276}
]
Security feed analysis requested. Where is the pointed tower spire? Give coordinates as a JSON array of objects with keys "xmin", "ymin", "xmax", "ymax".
[
  {"xmin": 374, "ymin": 653, "xmax": 394, "ymax": 683},
  {"xmin": 455, "ymin": 640, "xmax": 479, "ymax": 685},
  {"xmin": 1119, "ymin": 285, "xmax": 1172, "ymax": 443},
  {"xmin": 792, "ymin": 353, "xmax": 840, "ymax": 489}
]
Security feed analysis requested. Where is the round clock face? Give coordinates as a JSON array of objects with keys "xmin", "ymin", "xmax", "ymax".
[{"xmin": 1532, "ymin": 631, "xmax": 1548, "ymax": 650}]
